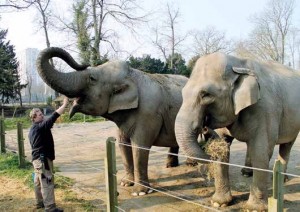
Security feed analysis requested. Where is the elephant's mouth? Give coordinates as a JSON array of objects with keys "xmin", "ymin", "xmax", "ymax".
[
  {"xmin": 69, "ymin": 97, "xmax": 82, "ymax": 118},
  {"xmin": 203, "ymin": 113, "xmax": 234, "ymax": 129},
  {"xmin": 203, "ymin": 114, "xmax": 212, "ymax": 129}
]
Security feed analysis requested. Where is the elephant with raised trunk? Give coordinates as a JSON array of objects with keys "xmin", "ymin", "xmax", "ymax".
[
  {"xmin": 36, "ymin": 47, "xmax": 189, "ymax": 196},
  {"xmin": 175, "ymin": 52, "xmax": 299, "ymax": 211}
]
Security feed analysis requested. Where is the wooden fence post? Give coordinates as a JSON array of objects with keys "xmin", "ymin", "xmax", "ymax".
[
  {"xmin": 17, "ymin": 122, "xmax": 25, "ymax": 168},
  {"xmin": 105, "ymin": 137, "xmax": 118, "ymax": 212},
  {"xmin": 0, "ymin": 119, "xmax": 5, "ymax": 154},
  {"xmin": 268, "ymin": 159, "xmax": 284, "ymax": 212}
]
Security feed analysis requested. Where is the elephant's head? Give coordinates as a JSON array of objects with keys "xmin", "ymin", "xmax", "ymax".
[
  {"xmin": 175, "ymin": 52, "xmax": 260, "ymax": 159},
  {"xmin": 36, "ymin": 47, "xmax": 138, "ymax": 117}
]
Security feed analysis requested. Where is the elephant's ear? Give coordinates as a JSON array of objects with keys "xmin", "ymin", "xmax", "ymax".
[
  {"xmin": 108, "ymin": 78, "xmax": 138, "ymax": 113},
  {"xmin": 232, "ymin": 67, "xmax": 260, "ymax": 115}
]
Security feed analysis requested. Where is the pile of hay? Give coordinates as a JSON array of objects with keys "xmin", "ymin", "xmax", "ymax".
[
  {"xmin": 198, "ymin": 138, "xmax": 230, "ymax": 180},
  {"xmin": 203, "ymin": 138, "xmax": 229, "ymax": 161}
]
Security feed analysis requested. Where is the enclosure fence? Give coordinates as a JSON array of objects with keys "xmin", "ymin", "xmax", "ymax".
[{"xmin": 1, "ymin": 121, "xmax": 300, "ymax": 211}]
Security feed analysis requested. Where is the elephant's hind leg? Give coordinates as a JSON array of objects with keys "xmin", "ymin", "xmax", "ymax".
[
  {"xmin": 241, "ymin": 143, "xmax": 253, "ymax": 177},
  {"xmin": 166, "ymin": 146, "xmax": 179, "ymax": 167},
  {"xmin": 278, "ymin": 139, "xmax": 295, "ymax": 182}
]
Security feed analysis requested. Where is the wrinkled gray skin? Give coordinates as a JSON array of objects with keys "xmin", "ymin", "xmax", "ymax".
[
  {"xmin": 175, "ymin": 52, "xmax": 298, "ymax": 211},
  {"xmin": 36, "ymin": 47, "xmax": 189, "ymax": 196}
]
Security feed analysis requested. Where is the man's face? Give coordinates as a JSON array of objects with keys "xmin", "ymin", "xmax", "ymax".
[{"xmin": 33, "ymin": 110, "xmax": 44, "ymax": 123}]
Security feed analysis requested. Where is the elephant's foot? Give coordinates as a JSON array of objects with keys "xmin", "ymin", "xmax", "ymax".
[
  {"xmin": 185, "ymin": 157, "xmax": 198, "ymax": 166},
  {"xmin": 166, "ymin": 155, "xmax": 179, "ymax": 168},
  {"xmin": 244, "ymin": 198, "xmax": 267, "ymax": 212},
  {"xmin": 120, "ymin": 174, "xmax": 134, "ymax": 187},
  {"xmin": 241, "ymin": 168, "xmax": 253, "ymax": 177},
  {"xmin": 211, "ymin": 191, "xmax": 232, "ymax": 208},
  {"xmin": 131, "ymin": 184, "xmax": 154, "ymax": 196}
]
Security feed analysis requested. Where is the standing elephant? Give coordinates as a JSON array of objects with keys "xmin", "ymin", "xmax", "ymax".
[
  {"xmin": 36, "ymin": 47, "xmax": 189, "ymax": 196},
  {"xmin": 175, "ymin": 52, "xmax": 299, "ymax": 211}
]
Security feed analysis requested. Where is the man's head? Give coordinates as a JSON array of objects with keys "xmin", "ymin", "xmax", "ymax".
[{"xmin": 29, "ymin": 108, "xmax": 44, "ymax": 123}]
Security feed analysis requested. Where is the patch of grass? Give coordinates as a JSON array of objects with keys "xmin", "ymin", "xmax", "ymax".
[
  {"xmin": 0, "ymin": 153, "xmax": 97, "ymax": 211},
  {"xmin": 0, "ymin": 152, "xmax": 33, "ymax": 187},
  {"xmin": 4, "ymin": 117, "xmax": 32, "ymax": 131},
  {"xmin": 63, "ymin": 190, "xmax": 96, "ymax": 211},
  {"xmin": 54, "ymin": 173, "xmax": 75, "ymax": 189}
]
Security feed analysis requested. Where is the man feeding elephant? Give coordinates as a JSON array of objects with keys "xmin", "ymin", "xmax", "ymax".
[
  {"xmin": 36, "ymin": 47, "xmax": 191, "ymax": 196},
  {"xmin": 29, "ymin": 97, "xmax": 69, "ymax": 211}
]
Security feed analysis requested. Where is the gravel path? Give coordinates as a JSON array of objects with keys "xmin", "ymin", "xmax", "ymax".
[{"xmin": 5, "ymin": 121, "xmax": 300, "ymax": 211}]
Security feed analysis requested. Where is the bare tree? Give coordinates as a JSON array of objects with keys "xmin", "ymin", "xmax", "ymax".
[
  {"xmin": 248, "ymin": 0, "xmax": 295, "ymax": 64},
  {"xmin": 151, "ymin": 3, "xmax": 187, "ymax": 73},
  {"xmin": 32, "ymin": 0, "xmax": 59, "ymax": 97},
  {"xmin": 33, "ymin": 0, "xmax": 53, "ymax": 49},
  {"xmin": 191, "ymin": 26, "xmax": 234, "ymax": 57},
  {"xmin": 58, "ymin": 0, "xmax": 146, "ymax": 66},
  {"xmin": 0, "ymin": 0, "xmax": 37, "ymax": 10},
  {"xmin": 287, "ymin": 27, "xmax": 300, "ymax": 68},
  {"xmin": 234, "ymin": 39, "xmax": 260, "ymax": 61}
]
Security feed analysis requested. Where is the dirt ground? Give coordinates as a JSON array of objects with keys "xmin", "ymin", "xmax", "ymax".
[{"xmin": 3, "ymin": 121, "xmax": 300, "ymax": 211}]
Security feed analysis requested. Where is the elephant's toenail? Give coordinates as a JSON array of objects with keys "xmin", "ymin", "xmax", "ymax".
[
  {"xmin": 147, "ymin": 189, "xmax": 154, "ymax": 194},
  {"xmin": 139, "ymin": 192, "xmax": 146, "ymax": 196},
  {"xmin": 211, "ymin": 200, "xmax": 220, "ymax": 207}
]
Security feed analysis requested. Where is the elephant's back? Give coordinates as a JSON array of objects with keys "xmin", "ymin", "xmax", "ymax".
[{"xmin": 150, "ymin": 74, "xmax": 188, "ymax": 89}]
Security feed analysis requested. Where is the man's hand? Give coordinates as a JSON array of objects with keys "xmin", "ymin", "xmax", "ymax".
[
  {"xmin": 62, "ymin": 96, "xmax": 69, "ymax": 106},
  {"xmin": 56, "ymin": 96, "xmax": 69, "ymax": 115}
]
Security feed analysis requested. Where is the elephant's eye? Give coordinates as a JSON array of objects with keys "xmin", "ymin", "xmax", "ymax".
[
  {"xmin": 200, "ymin": 91, "xmax": 211, "ymax": 99},
  {"xmin": 200, "ymin": 91, "xmax": 214, "ymax": 104},
  {"xmin": 89, "ymin": 75, "xmax": 97, "ymax": 83}
]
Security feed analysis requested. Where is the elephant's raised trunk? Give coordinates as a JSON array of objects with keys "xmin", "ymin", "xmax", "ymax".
[
  {"xmin": 175, "ymin": 108, "xmax": 210, "ymax": 162},
  {"xmin": 36, "ymin": 47, "xmax": 90, "ymax": 97}
]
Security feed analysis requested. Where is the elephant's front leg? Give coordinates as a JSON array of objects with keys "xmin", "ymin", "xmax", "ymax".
[
  {"xmin": 211, "ymin": 149, "xmax": 232, "ymax": 207},
  {"xmin": 245, "ymin": 137, "xmax": 272, "ymax": 211},
  {"xmin": 131, "ymin": 146, "xmax": 154, "ymax": 196},
  {"xmin": 118, "ymin": 131, "xmax": 134, "ymax": 187}
]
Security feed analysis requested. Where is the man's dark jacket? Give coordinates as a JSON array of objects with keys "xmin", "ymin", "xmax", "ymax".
[{"xmin": 28, "ymin": 112, "xmax": 60, "ymax": 161}]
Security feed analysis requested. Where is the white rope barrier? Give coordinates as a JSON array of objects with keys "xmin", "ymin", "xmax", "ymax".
[{"xmin": 115, "ymin": 140, "xmax": 300, "ymax": 178}]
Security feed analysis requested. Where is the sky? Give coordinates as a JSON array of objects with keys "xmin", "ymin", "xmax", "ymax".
[{"xmin": 0, "ymin": 0, "xmax": 299, "ymax": 60}]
